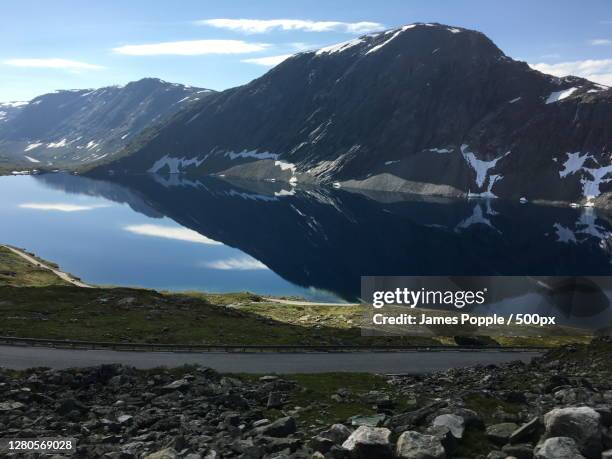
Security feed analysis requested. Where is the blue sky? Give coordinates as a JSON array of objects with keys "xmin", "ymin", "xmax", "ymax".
[{"xmin": 2, "ymin": 0, "xmax": 612, "ymax": 101}]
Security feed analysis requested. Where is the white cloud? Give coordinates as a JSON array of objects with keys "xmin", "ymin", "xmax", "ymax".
[
  {"xmin": 204, "ymin": 256, "xmax": 268, "ymax": 270},
  {"xmin": 242, "ymin": 54, "xmax": 293, "ymax": 66},
  {"xmin": 530, "ymin": 59, "xmax": 612, "ymax": 86},
  {"xmin": 590, "ymin": 39, "xmax": 612, "ymax": 46},
  {"xmin": 4, "ymin": 58, "xmax": 103, "ymax": 70},
  {"xmin": 124, "ymin": 224, "xmax": 222, "ymax": 245},
  {"xmin": 19, "ymin": 203, "xmax": 109, "ymax": 212},
  {"xmin": 113, "ymin": 40, "xmax": 269, "ymax": 56},
  {"xmin": 196, "ymin": 19, "xmax": 383, "ymax": 34}
]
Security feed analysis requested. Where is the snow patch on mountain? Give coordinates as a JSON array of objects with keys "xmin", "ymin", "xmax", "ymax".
[
  {"xmin": 582, "ymin": 164, "xmax": 612, "ymax": 200},
  {"xmin": 428, "ymin": 147, "xmax": 452, "ymax": 154},
  {"xmin": 461, "ymin": 145, "xmax": 509, "ymax": 189},
  {"xmin": 545, "ymin": 87, "xmax": 578, "ymax": 104},
  {"xmin": 559, "ymin": 152, "xmax": 592, "ymax": 178},
  {"xmin": 47, "ymin": 139, "xmax": 67, "ymax": 148},
  {"xmin": 24, "ymin": 143, "xmax": 43, "ymax": 152},
  {"xmin": 316, "ymin": 38, "xmax": 364, "ymax": 55}
]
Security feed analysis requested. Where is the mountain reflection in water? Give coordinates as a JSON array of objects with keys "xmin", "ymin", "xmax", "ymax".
[{"xmin": 36, "ymin": 172, "xmax": 612, "ymax": 305}]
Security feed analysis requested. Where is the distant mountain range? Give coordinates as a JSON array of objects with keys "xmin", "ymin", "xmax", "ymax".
[
  {"xmin": 4, "ymin": 23, "xmax": 612, "ymax": 207},
  {"xmin": 0, "ymin": 78, "xmax": 213, "ymax": 168},
  {"xmin": 89, "ymin": 23, "xmax": 612, "ymax": 207}
]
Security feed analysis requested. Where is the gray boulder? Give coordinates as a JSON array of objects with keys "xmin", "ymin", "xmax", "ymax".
[
  {"xmin": 535, "ymin": 437, "xmax": 585, "ymax": 459},
  {"xmin": 510, "ymin": 417, "xmax": 542, "ymax": 444},
  {"xmin": 320, "ymin": 423, "xmax": 352, "ymax": 444},
  {"xmin": 341, "ymin": 425, "xmax": 392, "ymax": 459},
  {"xmin": 143, "ymin": 448, "xmax": 178, "ymax": 459},
  {"xmin": 349, "ymin": 413, "xmax": 386, "ymax": 427},
  {"xmin": 543, "ymin": 406, "xmax": 602, "ymax": 458},
  {"xmin": 395, "ymin": 430, "xmax": 445, "ymax": 459},
  {"xmin": 252, "ymin": 416, "xmax": 296, "ymax": 437},
  {"xmin": 502, "ymin": 442, "xmax": 536, "ymax": 459},
  {"xmin": 486, "ymin": 422, "xmax": 518, "ymax": 446},
  {"xmin": 432, "ymin": 414, "xmax": 465, "ymax": 439}
]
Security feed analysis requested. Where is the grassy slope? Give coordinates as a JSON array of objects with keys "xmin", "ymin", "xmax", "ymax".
[
  {"xmin": 0, "ymin": 246, "xmax": 67, "ymax": 287},
  {"xmin": 0, "ymin": 248, "xmax": 436, "ymax": 345},
  {"xmin": 0, "ymin": 246, "xmax": 591, "ymax": 347}
]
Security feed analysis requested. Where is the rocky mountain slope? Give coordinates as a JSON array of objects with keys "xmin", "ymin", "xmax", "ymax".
[
  {"xmin": 92, "ymin": 23, "xmax": 612, "ymax": 207},
  {"xmin": 1, "ymin": 338, "xmax": 610, "ymax": 458},
  {"xmin": 0, "ymin": 78, "xmax": 212, "ymax": 168}
]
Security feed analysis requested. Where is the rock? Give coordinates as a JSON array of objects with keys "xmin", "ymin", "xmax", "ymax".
[
  {"xmin": 425, "ymin": 425, "xmax": 456, "ymax": 453},
  {"xmin": 486, "ymin": 422, "xmax": 518, "ymax": 446},
  {"xmin": 117, "ymin": 414, "xmax": 133, "ymax": 425},
  {"xmin": 595, "ymin": 406, "xmax": 612, "ymax": 427},
  {"xmin": 252, "ymin": 416, "xmax": 296, "ymax": 437},
  {"xmin": 432, "ymin": 414, "xmax": 465, "ymax": 439},
  {"xmin": 535, "ymin": 437, "xmax": 585, "ymax": 459},
  {"xmin": 349, "ymin": 413, "xmax": 386, "ymax": 427},
  {"xmin": 510, "ymin": 417, "xmax": 542, "ymax": 444},
  {"xmin": 161, "ymin": 379, "xmax": 190, "ymax": 392},
  {"xmin": 252, "ymin": 418, "xmax": 270, "ymax": 428},
  {"xmin": 486, "ymin": 451, "xmax": 506, "ymax": 459},
  {"xmin": 341, "ymin": 425, "xmax": 392, "ymax": 459},
  {"xmin": 0, "ymin": 401, "xmax": 25, "ymax": 411},
  {"xmin": 320, "ymin": 424, "xmax": 352, "ymax": 444},
  {"xmin": 57, "ymin": 398, "xmax": 87, "ymax": 415},
  {"xmin": 602, "ymin": 450, "xmax": 612, "ymax": 459},
  {"xmin": 267, "ymin": 391, "xmax": 283, "ymax": 408},
  {"xmin": 395, "ymin": 430, "xmax": 445, "ymax": 459},
  {"xmin": 502, "ymin": 442, "xmax": 535, "ymax": 459},
  {"xmin": 309, "ymin": 435, "xmax": 334, "ymax": 453},
  {"xmin": 543, "ymin": 406, "xmax": 602, "ymax": 458},
  {"xmin": 143, "ymin": 448, "xmax": 178, "ymax": 459}
]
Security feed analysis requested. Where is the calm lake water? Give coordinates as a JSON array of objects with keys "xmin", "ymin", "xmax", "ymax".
[{"xmin": 1, "ymin": 173, "xmax": 612, "ymax": 304}]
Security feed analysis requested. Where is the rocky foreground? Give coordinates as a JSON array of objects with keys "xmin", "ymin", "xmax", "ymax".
[{"xmin": 0, "ymin": 339, "xmax": 611, "ymax": 458}]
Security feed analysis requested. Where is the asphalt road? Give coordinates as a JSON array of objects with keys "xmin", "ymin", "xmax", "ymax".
[{"xmin": 0, "ymin": 345, "xmax": 541, "ymax": 373}]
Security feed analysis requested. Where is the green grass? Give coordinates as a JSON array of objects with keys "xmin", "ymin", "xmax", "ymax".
[
  {"xmin": 0, "ymin": 244, "xmax": 595, "ymax": 348},
  {"xmin": 0, "ymin": 246, "xmax": 68, "ymax": 287},
  {"xmin": 239, "ymin": 372, "xmax": 397, "ymax": 430},
  {"xmin": 0, "ymin": 285, "xmax": 441, "ymax": 345}
]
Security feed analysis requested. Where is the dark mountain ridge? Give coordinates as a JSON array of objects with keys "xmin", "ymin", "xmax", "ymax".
[
  {"xmin": 92, "ymin": 23, "xmax": 612, "ymax": 207},
  {"xmin": 0, "ymin": 78, "xmax": 213, "ymax": 168}
]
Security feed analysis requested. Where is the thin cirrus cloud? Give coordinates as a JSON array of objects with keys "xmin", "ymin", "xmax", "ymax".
[
  {"xmin": 113, "ymin": 40, "xmax": 269, "ymax": 56},
  {"xmin": 530, "ymin": 59, "xmax": 612, "ymax": 87},
  {"xmin": 4, "ymin": 58, "xmax": 104, "ymax": 70},
  {"xmin": 589, "ymin": 39, "xmax": 612, "ymax": 46},
  {"xmin": 19, "ymin": 203, "xmax": 110, "ymax": 212},
  {"xmin": 196, "ymin": 19, "xmax": 384, "ymax": 34},
  {"xmin": 242, "ymin": 54, "xmax": 294, "ymax": 66},
  {"xmin": 204, "ymin": 256, "xmax": 269, "ymax": 270},
  {"xmin": 124, "ymin": 224, "xmax": 222, "ymax": 245}
]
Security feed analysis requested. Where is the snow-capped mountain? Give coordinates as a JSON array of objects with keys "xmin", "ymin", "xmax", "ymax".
[
  {"xmin": 89, "ymin": 23, "xmax": 612, "ymax": 207},
  {"xmin": 0, "ymin": 78, "xmax": 213, "ymax": 168}
]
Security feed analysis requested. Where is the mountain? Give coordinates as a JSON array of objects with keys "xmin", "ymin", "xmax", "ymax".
[
  {"xmin": 91, "ymin": 23, "xmax": 612, "ymax": 208},
  {"xmin": 0, "ymin": 78, "xmax": 213, "ymax": 168}
]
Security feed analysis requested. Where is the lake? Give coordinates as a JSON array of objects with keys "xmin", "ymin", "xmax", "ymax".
[{"xmin": 1, "ymin": 172, "xmax": 612, "ymax": 303}]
